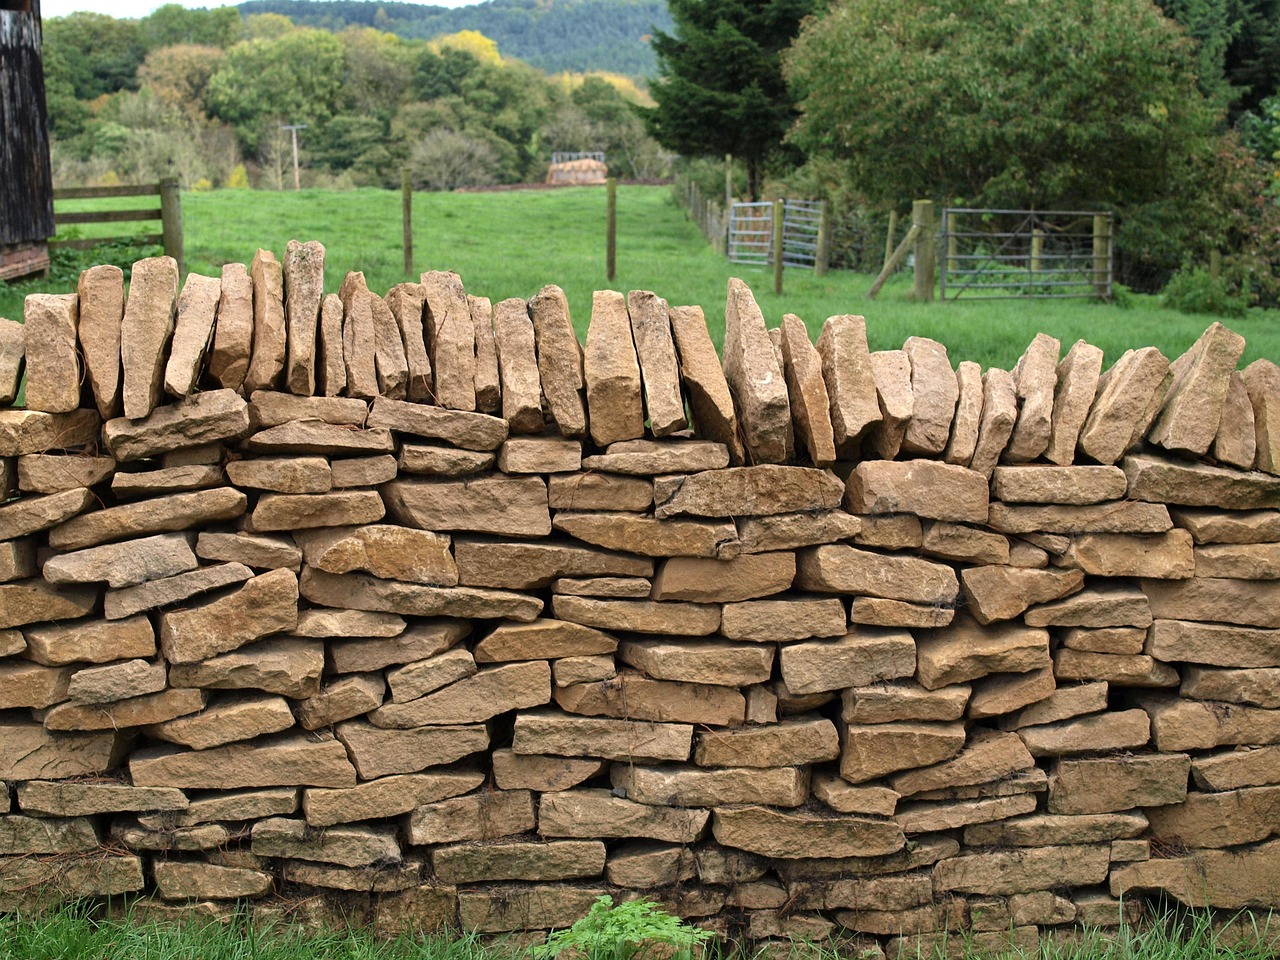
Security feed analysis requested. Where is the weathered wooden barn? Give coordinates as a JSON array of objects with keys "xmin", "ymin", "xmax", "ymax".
[{"xmin": 1, "ymin": 0, "xmax": 54, "ymax": 281}]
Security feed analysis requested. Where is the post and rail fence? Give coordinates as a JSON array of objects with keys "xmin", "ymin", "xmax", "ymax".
[{"xmin": 51, "ymin": 178, "xmax": 183, "ymax": 275}]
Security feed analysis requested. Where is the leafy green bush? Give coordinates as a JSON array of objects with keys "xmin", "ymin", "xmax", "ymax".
[
  {"xmin": 1163, "ymin": 263, "xmax": 1250, "ymax": 319},
  {"xmin": 532, "ymin": 896, "xmax": 713, "ymax": 960}
]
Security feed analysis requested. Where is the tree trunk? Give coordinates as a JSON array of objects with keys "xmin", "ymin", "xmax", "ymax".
[{"xmin": 747, "ymin": 157, "xmax": 761, "ymax": 202}]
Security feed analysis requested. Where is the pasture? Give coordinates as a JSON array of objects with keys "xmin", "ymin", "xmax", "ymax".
[{"xmin": 3, "ymin": 185, "xmax": 1278, "ymax": 370}]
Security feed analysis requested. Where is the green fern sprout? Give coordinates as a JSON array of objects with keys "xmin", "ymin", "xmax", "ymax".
[{"xmin": 531, "ymin": 896, "xmax": 713, "ymax": 960}]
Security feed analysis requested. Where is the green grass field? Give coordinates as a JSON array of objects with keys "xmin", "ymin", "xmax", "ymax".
[{"xmin": 3, "ymin": 185, "xmax": 1278, "ymax": 370}]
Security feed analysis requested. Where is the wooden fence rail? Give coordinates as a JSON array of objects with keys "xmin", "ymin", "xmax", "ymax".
[{"xmin": 51, "ymin": 178, "xmax": 183, "ymax": 274}]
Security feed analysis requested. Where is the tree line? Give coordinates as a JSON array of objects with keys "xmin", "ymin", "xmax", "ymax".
[{"xmin": 42, "ymin": 4, "xmax": 670, "ymax": 193}]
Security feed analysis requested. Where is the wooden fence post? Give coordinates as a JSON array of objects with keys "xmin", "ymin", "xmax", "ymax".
[
  {"xmin": 912, "ymin": 199, "xmax": 935, "ymax": 303},
  {"xmin": 883, "ymin": 209, "xmax": 899, "ymax": 272},
  {"xmin": 772, "ymin": 198, "xmax": 784, "ymax": 296},
  {"xmin": 1092, "ymin": 213, "xmax": 1111, "ymax": 299},
  {"xmin": 401, "ymin": 168, "xmax": 413, "ymax": 277},
  {"xmin": 159, "ymin": 177, "xmax": 183, "ymax": 275},
  {"xmin": 1030, "ymin": 228, "xmax": 1045, "ymax": 279},
  {"xmin": 606, "ymin": 177, "xmax": 617, "ymax": 282},
  {"xmin": 815, "ymin": 201, "xmax": 830, "ymax": 277}
]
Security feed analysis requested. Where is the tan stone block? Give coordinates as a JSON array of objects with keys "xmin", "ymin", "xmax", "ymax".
[
  {"xmin": 292, "ymin": 608, "xmax": 404, "ymax": 639},
  {"xmin": 553, "ymin": 577, "xmax": 650, "ymax": 598},
  {"xmin": 552, "ymin": 595, "xmax": 719, "ymax": 635},
  {"xmin": 296, "ymin": 673, "xmax": 386, "ymax": 729},
  {"xmin": 0, "ymin": 578, "xmax": 98, "ymax": 630},
  {"xmin": 961, "ymin": 565, "xmax": 1083, "ymax": 624},
  {"xmin": 168, "ymin": 636, "xmax": 322, "ymax": 699},
  {"xmin": 890, "ymin": 729, "xmax": 1034, "ymax": 797},
  {"xmin": 369, "ymin": 291, "xmax": 409, "ymax": 399},
  {"xmin": 386, "ymin": 649, "xmax": 476, "ymax": 703},
  {"xmin": 619, "ymin": 639, "xmax": 772, "ymax": 687},
  {"xmin": 469, "ymin": 295, "xmax": 500, "ymax": 411},
  {"xmin": 1212, "ymin": 370, "xmax": 1258, "ymax": 468},
  {"xmin": 1244, "ymin": 357, "xmax": 1280, "ymax": 473},
  {"xmin": 935, "ymin": 844, "xmax": 1110, "ymax": 895},
  {"xmin": 650, "ymin": 552, "xmax": 794, "ymax": 603},
  {"xmin": 1053, "ymin": 649, "xmax": 1179, "ymax": 687},
  {"xmin": 1111, "ymin": 837, "xmax": 1280, "ymax": 909},
  {"xmin": 724, "ymin": 278, "xmax": 791, "ymax": 464},
  {"xmin": 846, "ymin": 459, "xmax": 988, "ymax": 523},
  {"xmin": 654, "ymin": 465, "xmax": 843, "ymax": 520},
  {"xmin": 553, "ymin": 510, "xmax": 738, "ymax": 559},
  {"xmin": 17, "ymin": 455, "xmax": 113, "ymax": 495},
  {"xmin": 627, "ymin": 290, "xmax": 685, "ymax": 437},
  {"xmin": 720, "ymin": 597, "xmax": 846, "ymax": 641},
  {"xmin": 491, "ymin": 296, "xmax": 543, "ymax": 434},
  {"xmin": 405, "ymin": 789, "xmax": 536, "ymax": 844},
  {"xmin": 736, "ymin": 510, "xmax": 861, "ymax": 553},
  {"xmin": 512, "ymin": 711, "xmax": 691, "ymax": 762},
  {"xmin": 910, "ymin": 766, "xmax": 1047, "ymax": 803},
  {"xmin": 1019, "ymin": 708, "xmax": 1150, "ymax": 757},
  {"xmin": 386, "ymin": 284, "xmax": 432, "ymax": 400},
  {"xmin": 155, "ymin": 861, "xmax": 272, "ymax": 901},
  {"xmin": 242, "ymin": 422, "xmax": 393, "ymax": 457},
  {"xmin": 771, "ymin": 835, "xmax": 956, "ymax": 883},
  {"xmin": 137, "ymin": 787, "xmax": 297, "ymax": 829},
  {"xmin": 779, "ymin": 627, "xmax": 914, "ymax": 695},
  {"xmin": 1126, "ymin": 451, "xmax": 1280, "ymax": 509},
  {"xmin": 0, "ymin": 408, "xmax": 100, "ymax": 458},
  {"xmin": 547, "ymin": 472, "xmax": 652, "ymax": 510},
  {"xmin": 1148, "ymin": 322, "xmax": 1245, "ymax": 456},
  {"xmin": 1145, "ymin": 784, "xmax": 1280, "ymax": 848},
  {"xmin": 1046, "ymin": 752, "xmax": 1190, "ymax": 815},
  {"xmin": 1194, "ymin": 541, "xmax": 1280, "ymax": 579},
  {"xmin": 110, "ymin": 464, "xmax": 224, "ymax": 498},
  {"xmin": 491, "ymin": 748, "xmax": 605, "ymax": 792},
  {"xmin": 713, "ymin": 804, "xmax": 903, "ymax": 859},
  {"xmin": 329, "ymin": 619, "xmax": 468, "ymax": 674},
  {"xmin": 242, "ymin": 249, "xmax": 286, "ymax": 394},
  {"xmin": 1079, "ymin": 346, "xmax": 1170, "ymax": 463},
  {"xmin": 226, "ymin": 456, "xmax": 330, "ymax": 493},
  {"xmin": 330, "ymin": 454, "xmax": 396, "ymax": 488},
  {"xmin": 67, "ymin": 658, "xmax": 165, "ymax": 704},
  {"xmin": 0, "ymin": 660, "xmax": 72, "ymax": 709},
  {"xmin": 838, "ymin": 721, "xmax": 966, "ymax": 783},
  {"xmin": 44, "ymin": 532, "xmax": 197, "ymax": 588},
  {"xmin": 1025, "ymin": 584, "xmax": 1153, "ymax": 628},
  {"xmin": 842, "ymin": 681, "xmax": 970, "ymax": 723},
  {"xmin": 611, "ymin": 763, "xmax": 808, "ymax": 808},
  {"xmin": 992, "ymin": 465, "xmax": 1126, "ymax": 504},
  {"xmin": 383, "ymin": 475, "xmax": 547, "ymax": 537},
  {"xmin": 1042, "ymin": 339, "xmax": 1104, "ymax": 465},
  {"xmin": 894, "ymin": 792, "xmax": 1038, "ymax": 834},
  {"xmin": 419, "ymin": 270, "xmax": 476, "ymax": 410},
  {"xmin": 814, "ymin": 314, "xmax": 879, "ymax": 458},
  {"xmin": 370, "ymin": 661, "xmax": 549, "ymax": 727},
  {"xmin": 528, "ymin": 283, "xmax": 586, "ymax": 435},
  {"xmin": 1145, "ymin": 576, "xmax": 1280, "ymax": 627},
  {"xmin": 474, "ymin": 619, "xmax": 615, "ymax": 663},
  {"xmin": 1062, "ymin": 626, "xmax": 1146, "ymax": 654},
  {"xmin": 943, "ymin": 360, "xmax": 983, "ymax": 465},
  {"xmin": 916, "ymin": 617, "xmax": 1049, "ymax": 690},
  {"xmin": 900, "ymin": 336, "xmax": 957, "ymax": 456},
  {"xmin": 47, "ymin": 487, "xmax": 248, "ymax": 552},
  {"xmin": 335, "ymin": 721, "xmax": 488, "ymax": 779},
  {"xmin": 457, "ymin": 540, "xmax": 653, "ymax": 592},
  {"xmin": 457, "ymin": 885, "xmax": 606, "ymax": 934},
  {"xmin": 300, "ymin": 567, "xmax": 542, "ymax": 623},
  {"xmin": 670, "ymin": 304, "xmax": 744, "ymax": 464},
  {"xmin": 1144, "ymin": 695, "xmax": 1280, "ymax": 751},
  {"xmin": 247, "ymin": 391, "xmax": 367, "ymax": 429},
  {"xmin": 811, "ymin": 774, "xmax": 898, "ymax": 816},
  {"xmin": 130, "ymin": 732, "xmax": 356, "ymax": 789},
  {"xmin": 780, "ymin": 313, "xmax": 836, "ymax": 466},
  {"xmin": 796, "ymin": 544, "xmax": 958, "ymax": 605},
  {"xmin": 17, "ymin": 780, "xmax": 184, "ymax": 817},
  {"xmin": 298, "ymin": 524, "xmax": 456, "ymax": 586},
  {"xmin": 253, "ymin": 817, "xmax": 398, "ymax": 867},
  {"xmin": 920, "ymin": 522, "xmax": 1009, "ymax": 565},
  {"xmin": 0, "ymin": 721, "xmax": 118, "ymax": 781},
  {"xmin": 1191, "ymin": 744, "xmax": 1280, "ymax": 791},
  {"xmin": 554, "ymin": 669, "xmax": 744, "ymax": 726},
  {"xmin": 43, "ymin": 688, "xmax": 206, "ymax": 731},
  {"xmin": 967, "ymin": 665, "xmax": 1056, "ymax": 718},
  {"xmin": 434, "ymin": 839, "xmax": 605, "ymax": 885},
  {"xmin": 248, "ymin": 490, "xmax": 385, "ymax": 531},
  {"xmin": 1182, "ymin": 666, "xmax": 1280, "ymax": 708},
  {"xmin": 1174, "ymin": 507, "xmax": 1280, "ymax": 544},
  {"xmin": 988, "ymin": 500, "xmax": 1173, "ymax": 536},
  {"xmin": 159, "ymin": 568, "xmax": 297, "ymax": 664},
  {"xmin": 303, "ymin": 769, "xmax": 484, "ymax": 827},
  {"xmin": 163, "ymin": 272, "xmax": 221, "ymax": 398},
  {"xmin": 695, "ymin": 717, "xmax": 838, "ymax": 767},
  {"xmin": 606, "ymin": 841, "xmax": 697, "ymax": 889},
  {"xmin": 968, "ymin": 368, "xmax": 1016, "ymax": 476},
  {"xmin": 0, "ymin": 853, "xmax": 144, "ymax": 910},
  {"xmin": 76, "ymin": 265, "xmax": 123, "ymax": 417},
  {"xmin": 855, "ymin": 514, "xmax": 923, "ymax": 549},
  {"xmin": 0, "ymin": 488, "xmax": 92, "ymax": 542},
  {"xmin": 964, "ymin": 810, "xmax": 1147, "ymax": 848}
]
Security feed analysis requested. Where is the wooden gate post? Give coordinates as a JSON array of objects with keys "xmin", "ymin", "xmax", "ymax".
[
  {"xmin": 815, "ymin": 200, "xmax": 830, "ymax": 277},
  {"xmin": 1092, "ymin": 213, "xmax": 1111, "ymax": 299},
  {"xmin": 1031, "ymin": 228, "xmax": 1045, "ymax": 279},
  {"xmin": 772, "ymin": 198, "xmax": 784, "ymax": 296},
  {"xmin": 912, "ymin": 199, "xmax": 935, "ymax": 303},
  {"xmin": 606, "ymin": 177, "xmax": 617, "ymax": 282},
  {"xmin": 159, "ymin": 177, "xmax": 183, "ymax": 275},
  {"xmin": 401, "ymin": 168, "xmax": 413, "ymax": 277},
  {"xmin": 883, "ymin": 209, "xmax": 899, "ymax": 272}
]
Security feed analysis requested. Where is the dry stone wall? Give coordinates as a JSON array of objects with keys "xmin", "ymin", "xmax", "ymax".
[{"xmin": 1, "ymin": 245, "xmax": 1280, "ymax": 952}]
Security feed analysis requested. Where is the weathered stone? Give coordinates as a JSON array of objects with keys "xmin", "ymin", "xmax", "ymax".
[
  {"xmin": 555, "ymin": 669, "xmax": 744, "ymax": 726},
  {"xmin": 329, "ymin": 619, "xmax": 469, "ymax": 674},
  {"xmin": 104, "ymin": 562, "xmax": 254, "ymax": 619},
  {"xmin": 48, "ymin": 487, "xmax": 247, "ymax": 552},
  {"xmin": 846, "ymin": 460, "xmax": 988, "ymax": 522},
  {"xmin": 226, "ymin": 456, "xmax": 330, "ymax": 493},
  {"xmin": 611, "ymin": 763, "xmax": 807, "ymax": 808},
  {"xmin": 458, "ymin": 885, "xmax": 606, "ymax": 934},
  {"xmin": 131, "ymin": 732, "xmax": 355, "ymax": 789},
  {"xmin": 1053, "ymin": 648, "xmax": 1179, "ymax": 687},
  {"xmin": 992, "ymin": 465, "xmax": 1126, "ymax": 504},
  {"xmin": 554, "ymin": 511, "xmax": 738, "ymax": 559},
  {"xmin": 249, "ymin": 490, "xmax": 385, "ymax": 531},
  {"xmin": 370, "ymin": 292, "xmax": 409, "ymax": 399},
  {"xmin": 724, "ymin": 278, "xmax": 791, "ymax": 463},
  {"xmin": 0, "ymin": 722, "xmax": 118, "ymax": 780},
  {"xmin": 796, "ymin": 544, "xmax": 959, "ymax": 605},
  {"xmin": 25, "ymin": 615, "xmax": 153, "ymax": 665},
  {"xmin": 44, "ymin": 532, "xmax": 197, "ymax": 588},
  {"xmin": 780, "ymin": 628, "xmax": 914, "ymax": 695},
  {"xmin": 1008, "ymin": 539, "xmax": 1050, "ymax": 568},
  {"xmin": 23, "ymin": 293, "xmax": 81, "ymax": 413},
  {"xmin": 383, "ymin": 476, "xmax": 547, "ymax": 536},
  {"xmin": 539, "ymin": 788, "xmax": 707, "ymax": 842},
  {"xmin": 863, "ymin": 349, "xmax": 912, "ymax": 459},
  {"xmin": 112, "ymin": 820, "xmax": 232, "ymax": 852},
  {"xmin": 670, "ymin": 304, "xmax": 744, "ymax": 464},
  {"xmin": 490, "ymin": 296, "xmax": 543, "ymax": 434},
  {"xmin": 1126, "ymin": 452, "xmax": 1280, "ymax": 510},
  {"xmin": 1144, "ymin": 695, "xmax": 1280, "ymax": 750},
  {"xmin": 0, "ymin": 660, "xmax": 73, "ymax": 708},
  {"xmin": 942, "ymin": 360, "xmax": 982, "ymax": 465},
  {"xmin": 0, "ymin": 629, "xmax": 22, "ymax": 655},
  {"xmin": 713, "ymin": 805, "xmax": 903, "ymax": 859},
  {"xmin": 475, "ymin": 619, "xmax": 615, "ymax": 662},
  {"xmin": 1080, "ymin": 347, "xmax": 1171, "ymax": 464},
  {"xmin": 304, "ymin": 770, "xmax": 484, "ymax": 828},
  {"xmin": 895, "ymin": 793, "xmax": 1039, "ymax": 835},
  {"xmin": 528, "ymin": 283, "xmax": 586, "ymax": 434},
  {"xmin": 1213, "ymin": 370, "xmax": 1258, "ymax": 468},
  {"xmin": 0, "ymin": 320, "xmax": 22, "ymax": 407},
  {"xmin": 552, "ymin": 595, "xmax": 719, "ymax": 635},
  {"xmin": 77, "ymin": 265, "xmax": 123, "ymax": 416},
  {"xmin": 207, "ymin": 262, "xmax": 252, "ymax": 392},
  {"xmin": 1144, "ymin": 785, "xmax": 1280, "ymax": 848},
  {"xmin": 900, "ymin": 337, "xmax": 958, "ymax": 456},
  {"xmin": 145, "ymin": 692, "xmax": 294, "ymax": 749},
  {"xmin": 371, "ymin": 661, "xmax": 549, "ymax": 727},
  {"xmin": 336, "ymin": 720, "xmax": 488, "ymax": 779},
  {"xmin": 1004, "ymin": 333, "xmax": 1060, "ymax": 461},
  {"xmin": 890, "ymin": 730, "xmax": 1035, "ymax": 796},
  {"xmin": 111, "ymin": 464, "xmax": 223, "ymax": 498},
  {"xmin": 0, "ymin": 814, "xmax": 99, "ymax": 853},
  {"xmin": 583, "ymin": 439, "xmax": 728, "ymax": 476},
  {"xmin": 935, "ymin": 844, "xmax": 1111, "ymax": 895},
  {"xmin": 492, "ymin": 750, "xmax": 603, "ymax": 794},
  {"xmin": 243, "ymin": 249, "xmax": 286, "ymax": 394},
  {"xmin": 253, "ymin": 818, "xmax": 398, "ymax": 867},
  {"xmin": 1182, "ymin": 666, "xmax": 1280, "ymax": 708},
  {"xmin": 17, "ymin": 780, "xmax": 185, "ymax": 816},
  {"xmin": 67, "ymin": 658, "xmax": 166, "ymax": 704},
  {"xmin": 967, "ymin": 368, "xmax": 1017, "ymax": 476},
  {"xmin": 655, "ymin": 465, "xmax": 843, "ymax": 520},
  {"xmin": 1244, "ymin": 357, "xmax": 1280, "ymax": 473},
  {"xmin": 989, "ymin": 500, "xmax": 1173, "ymax": 536},
  {"xmin": 0, "ymin": 487, "xmax": 92, "ymax": 541},
  {"xmin": 43, "ymin": 687, "xmax": 206, "ymax": 731},
  {"xmin": 297, "ymin": 524, "xmax": 455, "ymax": 586},
  {"xmin": 839, "ymin": 721, "xmax": 966, "ymax": 783},
  {"xmin": 18, "ymin": 454, "xmax": 113, "ymax": 494},
  {"xmin": 337, "ymin": 271, "xmax": 378, "ymax": 399},
  {"xmin": 466, "ymin": 295, "xmax": 499, "ymax": 412},
  {"xmin": 811, "ymin": 774, "xmax": 899, "ymax": 816},
  {"xmin": 1062, "ymin": 626, "xmax": 1146, "ymax": 654},
  {"xmin": 409, "ymin": 789, "xmax": 535, "ymax": 844},
  {"xmin": 650, "ymin": 552, "xmax": 794, "ymax": 603},
  {"xmin": 512, "ymin": 711, "xmax": 691, "ymax": 762},
  {"xmin": 1143, "ymin": 576, "xmax": 1280, "ymax": 627},
  {"xmin": 398, "ymin": 443, "xmax": 494, "ymax": 476},
  {"xmin": 1018, "ymin": 708, "xmax": 1150, "ymax": 756},
  {"xmin": 163, "ymin": 272, "xmax": 220, "ymax": 398},
  {"xmin": 247, "ymin": 390, "xmax": 367, "ymax": 429},
  {"xmin": 1149, "ymin": 322, "xmax": 1246, "ymax": 456},
  {"xmin": 1195, "ymin": 541, "xmax": 1280, "ymax": 579},
  {"xmin": 736, "ymin": 511, "xmax": 860, "ymax": 555},
  {"xmin": 386, "ymin": 649, "xmax": 476, "ymax": 702},
  {"xmin": 627, "ymin": 290, "xmax": 685, "ymax": 436},
  {"xmin": 300, "ymin": 567, "xmax": 542, "ymax": 622},
  {"xmin": 606, "ymin": 841, "xmax": 697, "ymax": 889},
  {"xmin": 385, "ymin": 283, "xmax": 430, "ymax": 401},
  {"xmin": 920, "ymin": 522, "xmax": 1008, "ymax": 566},
  {"xmin": 1191, "ymin": 744, "xmax": 1280, "ymax": 791},
  {"xmin": 154, "ymin": 861, "xmax": 271, "ymax": 901},
  {"xmin": 330, "ymin": 454, "xmax": 397, "ymax": 488},
  {"xmin": 455, "ymin": 538, "xmax": 652, "ymax": 589},
  {"xmin": 961, "ymin": 565, "xmax": 1083, "ymax": 624},
  {"xmin": 915, "ymin": 618, "xmax": 1049, "ymax": 689},
  {"xmin": 286, "ymin": 859, "xmax": 423, "ymax": 894},
  {"xmin": 692, "ymin": 716, "xmax": 838, "ymax": 767},
  {"xmin": 1059, "ymin": 530, "xmax": 1194, "ymax": 580},
  {"xmin": 497, "ymin": 436, "xmax": 581, "ymax": 474},
  {"xmin": 0, "ymin": 579, "xmax": 98, "ymax": 630},
  {"xmin": 1025, "ymin": 584, "xmax": 1153, "ymax": 628},
  {"xmin": 842, "ymin": 681, "xmax": 970, "ymax": 723},
  {"xmin": 159, "ymin": 569, "xmax": 297, "ymax": 664},
  {"xmin": 779, "ymin": 314, "xmax": 835, "ymax": 466},
  {"xmin": 0, "ymin": 408, "xmax": 99, "ymax": 458},
  {"xmin": 104, "ymin": 390, "xmax": 249, "ymax": 463},
  {"xmin": 1111, "ymin": 837, "xmax": 1280, "ymax": 909},
  {"xmin": 547, "ymin": 473, "xmax": 652, "ymax": 512},
  {"xmin": 434, "ymin": 839, "xmax": 605, "ymax": 885},
  {"xmin": 619, "ymin": 639, "xmax": 772, "ymax": 687},
  {"xmin": 848, "ymin": 597, "xmax": 953, "ymax": 629},
  {"xmin": 243, "ymin": 423, "xmax": 393, "ymax": 459},
  {"xmin": 554, "ymin": 577, "xmax": 651, "ymax": 598},
  {"xmin": 967, "ymin": 665, "xmax": 1057, "ymax": 717},
  {"xmin": 1044, "ymin": 339, "xmax": 1104, "ymax": 465}
]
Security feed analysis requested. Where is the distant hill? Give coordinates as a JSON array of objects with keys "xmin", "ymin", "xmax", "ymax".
[{"xmin": 237, "ymin": 0, "xmax": 672, "ymax": 76}]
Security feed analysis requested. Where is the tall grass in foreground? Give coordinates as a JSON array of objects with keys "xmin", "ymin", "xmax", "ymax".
[
  {"xmin": 4, "ymin": 185, "xmax": 1280, "ymax": 369},
  {"xmin": 0, "ymin": 903, "xmax": 1277, "ymax": 960}
]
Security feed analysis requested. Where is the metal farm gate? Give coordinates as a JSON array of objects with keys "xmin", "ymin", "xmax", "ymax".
[
  {"xmin": 939, "ymin": 208, "xmax": 1113, "ymax": 300},
  {"xmin": 728, "ymin": 199, "xmax": 826, "ymax": 269}
]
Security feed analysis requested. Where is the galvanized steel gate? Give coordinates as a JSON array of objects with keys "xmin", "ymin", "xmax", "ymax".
[{"xmin": 728, "ymin": 199, "xmax": 825, "ymax": 269}]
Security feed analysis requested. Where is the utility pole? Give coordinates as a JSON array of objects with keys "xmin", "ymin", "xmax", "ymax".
[{"xmin": 281, "ymin": 123, "xmax": 307, "ymax": 191}]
